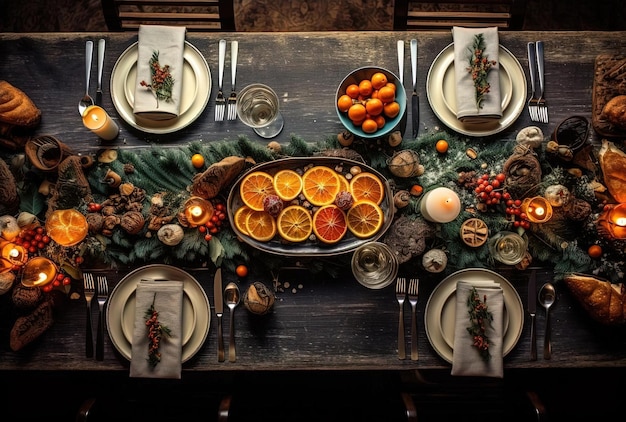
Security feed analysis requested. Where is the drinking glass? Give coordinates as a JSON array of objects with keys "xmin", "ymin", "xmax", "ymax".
[
  {"xmin": 236, "ymin": 83, "xmax": 284, "ymax": 138},
  {"xmin": 351, "ymin": 242, "xmax": 399, "ymax": 289},
  {"xmin": 488, "ymin": 231, "xmax": 528, "ymax": 265}
]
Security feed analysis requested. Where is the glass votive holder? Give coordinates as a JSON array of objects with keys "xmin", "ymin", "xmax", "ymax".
[
  {"xmin": 183, "ymin": 196, "xmax": 214, "ymax": 227},
  {"xmin": 1, "ymin": 243, "xmax": 28, "ymax": 267},
  {"xmin": 521, "ymin": 196, "xmax": 553, "ymax": 223},
  {"xmin": 351, "ymin": 241, "xmax": 399, "ymax": 289},
  {"xmin": 82, "ymin": 105, "xmax": 119, "ymax": 140},
  {"xmin": 21, "ymin": 256, "xmax": 58, "ymax": 288},
  {"xmin": 488, "ymin": 231, "xmax": 528, "ymax": 265}
]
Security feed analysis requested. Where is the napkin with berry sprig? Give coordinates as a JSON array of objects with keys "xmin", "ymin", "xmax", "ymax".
[
  {"xmin": 452, "ymin": 26, "xmax": 502, "ymax": 124},
  {"xmin": 133, "ymin": 25, "xmax": 186, "ymax": 121},
  {"xmin": 130, "ymin": 280, "xmax": 183, "ymax": 379},
  {"xmin": 451, "ymin": 280, "xmax": 504, "ymax": 378}
]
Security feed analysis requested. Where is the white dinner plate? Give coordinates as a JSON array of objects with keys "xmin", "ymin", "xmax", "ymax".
[
  {"xmin": 427, "ymin": 43, "xmax": 527, "ymax": 137},
  {"xmin": 110, "ymin": 41, "xmax": 211, "ymax": 134},
  {"xmin": 106, "ymin": 264, "xmax": 210, "ymax": 363},
  {"xmin": 424, "ymin": 268, "xmax": 524, "ymax": 364}
]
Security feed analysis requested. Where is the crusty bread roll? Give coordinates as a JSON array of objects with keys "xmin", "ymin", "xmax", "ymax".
[
  {"xmin": 563, "ymin": 273, "xmax": 626, "ymax": 325},
  {"xmin": 598, "ymin": 139, "xmax": 626, "ymax": 203},
  {"xmin": 602, "ymin": 95, "xmax": 626, "ymax": 130},
  {"xmin": 0, "ymin": 80, "xmax": 41, "ymax": 128}
]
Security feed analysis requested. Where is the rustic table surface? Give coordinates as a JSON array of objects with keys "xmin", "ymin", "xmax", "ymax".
[{"xmin": 1, "ymin": 31, "xmax": 626, "ymax": 375}]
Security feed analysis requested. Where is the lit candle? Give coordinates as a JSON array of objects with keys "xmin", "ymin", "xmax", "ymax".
[
  {"xmin": 420, "ymin": 187, "xmax": 462, "ymax": 223},
  {"xmin": 82, "ymin": 105, "xmax": 119, "ymax": 140},
  {"xmin": 522, "ymin": 197, "xmax": 553, "ymax": 223},
  {"xmin": 609, "ymin": 204, "xmax": 626, "ymax": 239},
  {"xmin": 21, "ymin": 257, "xmax": 57, "ymax": 288},
  {"xmin": 183, "ymin": 197, "xmax": 214, "ymax": 227},
  {"xmin": 1, "ymin": 243, "xmax": 27, "ymax": 266}
]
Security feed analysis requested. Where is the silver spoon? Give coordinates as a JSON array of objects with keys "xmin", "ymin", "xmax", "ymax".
[
  {"xmin": 538, "ymin": 282, "xmax": 556, "ymax": 359},
  {"xmin": 78, "ymin": 40, "xmax": 94, "ymax": 115},
  {"xmin": 224, "ymin": 282, "xmax": 240, "ymax": 363}
]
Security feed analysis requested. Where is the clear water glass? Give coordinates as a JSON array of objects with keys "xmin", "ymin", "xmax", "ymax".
[
  {"xmin": 351, "ymin": 242, "xmax": 399, "ymax": 289},
  {"xmin": 236, "ymin": 83, "xmax": 284, "ymax": 138},
  {"xmin": 488, "ymin": 231, "xmax": 528, "ymax": 265}
]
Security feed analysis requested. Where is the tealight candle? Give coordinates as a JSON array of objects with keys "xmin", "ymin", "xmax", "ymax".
[
  {"xmin": 183, "ymin": 197, "xmax": 214, "ymax": 227},
  {"xmin": 1, "ymin": 243, "xmax": 27, "ymax": 266},
  {"xmin": 82, "ymin": 105, "xmax": 119, "ymax": 140},
  {"xmin": 21, "ymin": 257, "xmax": 57, "ymax": 288},
  {"xmin": 522, "ymin": 196, "xmax": 553, "ymax": 223},
  {"xmin": 609, "ymin": 203, "xmax": 626, "ymax": 239},
  {"xmin": 420, "ymin": 187, "xmax": 462, "ymax": 223}
]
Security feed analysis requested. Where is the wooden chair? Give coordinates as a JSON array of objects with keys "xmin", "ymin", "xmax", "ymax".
[
  {"xmin": 100, "ymin": 0, "xmax": 235, "ymax": 31},
  {"xmin": 394, "ymin": 0, "xmax": 527, "ymax": 31}
]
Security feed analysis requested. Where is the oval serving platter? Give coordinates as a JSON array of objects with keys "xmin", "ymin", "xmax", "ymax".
[{"xmin": 227, "ymin": 157, "xmax": 394, "ymax": 257}]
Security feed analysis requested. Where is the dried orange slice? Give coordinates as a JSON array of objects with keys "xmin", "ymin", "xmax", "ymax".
[
  {"xmin": 302, "ymin": 166, "xmax": 341, "ymax": 206},
  {"xmin": 272, "ymin": 169, "xmax": 303, "ymax": 201},
  {"xmin": 349, "ymin": 172, "xmax": 384, "ymax": 205},
  {"xmin": 346, "ymin": 200, "xmax": 384, "ymax": 239},
  {"xmin": 312, "ymin": 204, "xmax": 347, "ymax": 244},
  {"xmin": 276, "ymin": 205, "xmax": 313, "ymax": 243},
  {"xmin": 337, "ymin": 173, "xmax": 349, "ymax": 193},
  {"xmin": 240, "ymin": 171, "xmax": 276, "ymax": 211},
  {"xmin": 233, "ymin": 205, "xmax": 254, "ymax": 236},
  {"xmin": 245, "ymin": 210, "xmax": 276, "ymax": 242},
  {"xmin": 45, "ymin": 208, "xmax": 89, "ymax": 246}
]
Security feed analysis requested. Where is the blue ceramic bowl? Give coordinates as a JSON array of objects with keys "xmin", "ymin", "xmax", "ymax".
[{"xmin": 335, "ymin": 66, "xmax": 406, "ymax": 139}]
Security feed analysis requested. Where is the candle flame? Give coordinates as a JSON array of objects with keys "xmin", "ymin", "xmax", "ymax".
[
  {"xmin": 38, "ymin": 272, "xmax": 47, "ymax": 283},
  {"xmin": 534, "ymin": 206, "xmax": 545, "ymax": 217},
  {"xmin": 616, "ymin": 217, "xmax": 626, "ymax": 227},
  {"xmin": 9, "ymin": 248, "xmax": 19, "ymax": 258},
  {"xmin": 190, "ymin": 205, "xmax": 203, "ymax": 217}
]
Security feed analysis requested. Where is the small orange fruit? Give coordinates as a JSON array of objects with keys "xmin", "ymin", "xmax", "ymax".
[
  {"xmin": 350, "ymin": 172, "xmax": 385, "ymax": 205},
  {"xmin": 358, "ymin": 79, "xmax": 373, "ymax": 97},
  {"xmin": 191, "ymin": 153, "xmax": 205, "ymax": 168},
  {"xmin": 347, "ymin": 200, "xmax": 384, "ymax": 239},
  {"xmin": 45, "ymin": 208, "xmax": 89, "ymax": 246},
  {"xmin": 370, "ymin": 72, "xmax": 388, "ymax": 90},
  {"xmin": 346, "ymin": 84, "xmax": 360, "ymax": 99},
  {"xmin": 588, "ymin": 244, "xmax": 603, "ymax": 258},
  {"xmin": 365, "ymin": 98, "xmax": 384, "ymax": 116},
  {"xmin": 383, "ymin": 101, "xmax": 401, "ymax": 118},
  {"xmin": 312, "ymin": 205, "xmax": 348, "ymax": 244},
  {"xmin": 337, "ymin": 94, "xmax": 353, "ymax": 113},
  {"xmin": 273, "ymin": 169, "xmax": 303, "ymax": 201},
  {"xmin": 436, "ymin": 139, "xmax": 449, "ymax": 153},
  {"xmin": 361, "ymin": 118, "xmax": 378, "ymax": 134},
  {"xmin": 240, "ymin": 171, "xmax": 276, "ymax": 211},
  {"xmin": 277, "ymin": 205, "xmax": 313, "ymax": 243},
  {"xmin": 236, "ymin": 264, "xmax": 249, "ymax": 277},
  {"xmin": 302, "ymin": 166, "xmax": 341, "ymax": 206},
  {"xmin": 378, "ymin": 85, "xmax": 396, "ymax": 103},
  {"xmin": 347, "ymin": 103, "xmax": 367, "ymax": 123},
  {"xmin": 373, "ymin": 114, "xmax": 386, "ymax": 129},
  {"xmin": 245, "ymin": 210, "xmax": 276, "ymax": 242}
]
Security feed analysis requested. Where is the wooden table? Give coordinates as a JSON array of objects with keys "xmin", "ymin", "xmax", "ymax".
[{"xmin": 1, "ymin": 31, "xmax": 626, "ymax": 374}]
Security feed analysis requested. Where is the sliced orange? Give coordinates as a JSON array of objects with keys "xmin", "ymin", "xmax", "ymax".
[
  {"xmin": 276, "ymin": 205, "xmax": 313, "ymax": 243},
  {"xmin": 349, "ymin": 172, "xmax": 385, "ymax": 205},
  {"xmin": 302, "ymin": 166, "xmax": 341, "ymax": 206},
  {"xmin": 233, "ymin": 205, "xmax": 254, "ymax": 236},
  {"xmin": 45, "ymin": 208, "xmax": 89, "ymax": 246},
  {"xmin": 239, "ymin": 171, "xmax": 276, "ymax": 211},
  {"xmin": 346, "ymin": 200, "xmax": 384, "ymax": 239},
  {"xmin": 273, "ymin": 169, "xmax": 303, "ymax": 202},
  {"xmin": 245, "ymin": 210, "xmax": 276, "ymax": 242},
  {"xmin": 312, "ymin": 204, "xmax": 347, "ymax": 244},
  {"xmin": 337, "ymin": 174, "xmax": 349, "ymax": 193}
]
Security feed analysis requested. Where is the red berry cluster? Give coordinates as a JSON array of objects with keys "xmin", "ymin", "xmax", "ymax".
[
  {"xmin": 505, "ymin": 198, "xmax": 531, "ymax": 230},
  {"xmin": 14, "ymin": 226, "xmax": 51, "ymax": 255},
  {"xmin": 474, "ymin": 173, "xmax": 507, "ymax": 207},
  {"xmin": 197, "ymin": 201, "xmax": 227, "ymax": 241},
  {"xmin": 87, "ymin": 202, "xmax": 103, "ymax": 213},
  {"xmin": 42, "ymin": 272, "xmax": 72, "ymax": 293}
]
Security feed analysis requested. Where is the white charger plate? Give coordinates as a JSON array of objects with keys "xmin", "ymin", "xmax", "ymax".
[
  {"xmin": 427, "ymin": 43, "xmax": 526, "ymax": 137},
  {"xmin": 424, "ymin": 268, "xmax": 523, "ymax": 364},
  {"xmin": 106, "ymin": 265, "xmax": 210, "ymax": 363},
  {"xmin": 110, "ymin": 41, "xmax": 211, "ymax": 134}
]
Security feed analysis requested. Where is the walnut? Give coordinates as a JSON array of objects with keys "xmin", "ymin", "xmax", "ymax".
[
  {"xmin": 120, "ymin": 211, "xmax": 145, "ymax": 235},
  {"xmin": 103, "ymin": 215, "xmax": 120, "ymax": 231},
  {"xmin": 85, "ymin": 212, "xmax": 104, "ymax": 233},
  {"xmin": 101, "ymin": 205, "xmax": 116, "ymax": 216},
  {"xmin": 565, "ymin": 198, "xmax": 592, "ymax": 221}
]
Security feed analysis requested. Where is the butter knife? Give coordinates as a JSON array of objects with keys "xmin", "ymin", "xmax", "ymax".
[
  {"xmin": 96, "ymin": 39, "xmax": 105, "ymax": 106},
  {"xmin": 410, "ymin": 39, "xmax": 419, "ymax": 138},
  {"xmin": 397, "ymin": 40, "xmax": 407, "ymax": 136},
  {"xmin": 214, "ymin": 267, "xmax": 225, "ymax": 362},
  {"xmin": 528, "ymin": 269, "xmax": 537, "ymax": 361}
]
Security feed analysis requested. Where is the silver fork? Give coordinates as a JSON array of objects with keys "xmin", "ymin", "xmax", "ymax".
[
  {"xmin": 83, "ymin": 273, "xmax": 95, "ymax": 358},
  {"xmin": 535, "ymin": 41, "xmax": 549, "ymax": 123},
  {"xmin": 526, "ymin": 42, "xmax": 539, "ymax": 122},
  {"xmin": 408, "ymin": 278, "xmax": 419, "ymax": 361},
  {"xmin": 226, "ymin": 40, "xmax": 239, "ymax": 121},
  {"xmin": 95, "ymin": 275, "xmax": 109, "ymax": 361},
  {"xmin": 395, "ymin": 278, "xmax": 406, "ymax": 360},
  {"xmin": 214, "ymin": 39, "xmax": 226, "ymax": 122}
]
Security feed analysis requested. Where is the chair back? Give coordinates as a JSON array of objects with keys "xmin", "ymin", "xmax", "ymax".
[{"xmin": 101, "ymin": 0, "xmax": 235, "ymax": 31}]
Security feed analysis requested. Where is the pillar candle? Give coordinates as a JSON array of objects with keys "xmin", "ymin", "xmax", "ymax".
[
  {"xmin": 82, "ymin": 105, "xmax": 119, "ymax": 140},
  {"xmin": 420, "ymin": 187, "xmax": 462, "ymax": 223}
]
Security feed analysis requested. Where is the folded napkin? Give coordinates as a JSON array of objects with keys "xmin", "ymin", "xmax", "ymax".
[
  {"xmin": 130, "ymin": 280, "xmax": 184, "ymax": 379},
  {"xmin": 133, "ymin": 25, "xmax": 186, "ymax": 121},
  {"xmin": 451, "ymin": 280, "xmax": 504, "ymax": 378},
  {"xmin": 452, "ymin": 26, "xmax": 502, "ymax": 124}
]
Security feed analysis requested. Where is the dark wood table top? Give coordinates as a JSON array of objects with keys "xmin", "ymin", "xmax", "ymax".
[{"xmin": 1, "ymin": 31, "xmax": 626, "ymax": 374}]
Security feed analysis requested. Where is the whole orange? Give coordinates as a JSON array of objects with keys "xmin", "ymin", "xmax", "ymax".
[
  {"xmin": 236, "ymin": 264, "xmax": 249, "ymax": 277},
  {"xmin": 436, "ymin": 140, "xmax": 449, "ymax": 153},
  {"xmin": 191, "ymin": 153, "xmax": 205, "ymax": 168},
  {"xmin": 588, "ymin": 244, "xmax": 603, "ymax": 258}
]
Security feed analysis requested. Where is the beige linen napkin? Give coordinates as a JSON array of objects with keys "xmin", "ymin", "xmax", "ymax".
[
  {"xmin": 133, "ymin": 25, "xmax": 186, "ymax": 121},
  {"xmin": 130, "ymin": 280, "xmax": 184, "ymax": 379},
  {"xmin": 452, "ymin": 26, "xmax": 502, "ymax": 124},
  {"xmin": 451, "ymin": 280, "xmax": 504, "ymax": 378}
]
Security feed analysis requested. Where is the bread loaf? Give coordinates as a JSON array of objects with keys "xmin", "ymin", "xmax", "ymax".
[
  {"xmin": 0, "ymin": 80, "xmax": 41, "ymax": 128},
  {"xmin": 602, "ymin": 95, "xmax": 626, "ymax": 130},
  {"xmin": 563, "ymin": 273, "xmax": 626, "ymax": 325}
]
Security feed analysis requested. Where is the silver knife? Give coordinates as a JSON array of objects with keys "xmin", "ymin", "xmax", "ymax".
[
  {"xmin": 528, "ymin": 269, "xmax": 537, "ymax": 361},
  {"xmin": 214, "ymin": 267, "xmax": 225, "ymax": 362},
  {"xmin": 397, "ymin": 40, "xmax": 407, "ymax": 136},
  {"xmin": 410, "ymin": 39, "xmax": 419, "ymax": 138},
  {"xmin": 96, "ymin": 39, "xmax": 105, "ymax": 106}
]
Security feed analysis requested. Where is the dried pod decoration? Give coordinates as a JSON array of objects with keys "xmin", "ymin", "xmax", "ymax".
[
  {"xmin": 243, "ymin": 281, "xmax": 275, "ymax": 315},
  {"xmin": 387, "ymin": 150, "xmax": 424, "ymax": 178}
]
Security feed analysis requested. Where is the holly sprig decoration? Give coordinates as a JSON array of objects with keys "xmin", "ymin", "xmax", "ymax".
[
  {"xmin": 140, "ymin": 50, "xmax": 174, "ymax": 106},
  {"xmin": 466, "ymin": 287, "xmax": 493, "ymax": 362},
  {"xmin": 145, "ymin": 293, "xmax": 172, "ymax": 368},
  {"xmin": 466, "ymin": 34, "xmax": 497, "ymax": 110}
]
